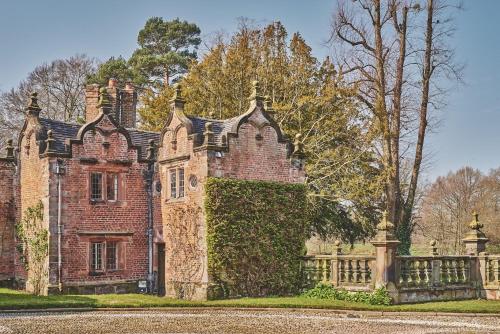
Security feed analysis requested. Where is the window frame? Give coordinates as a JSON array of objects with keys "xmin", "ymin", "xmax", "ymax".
[
  {"xmin": 90, "ymin": 242, "xmax": 104, "ymax": 272},
  {"xmin": 106, "ymin": 173, "xmax": 119, "ymax": 202},
  {"xmin": 89, "ymin": 171, "xmax": 121, "ymax": 203},
  {"xmin": 89, "ymin": 240, "xmax": 120, "ymax": 274},
  {"xmin": 168, "ymin": 167, "xmax": 186, "ymax": 200},
  {"xmin": 178, "ymin": 168, "xmax": 185, "ymax": 198},
  {"xmin": 169, "ymin": 169, "xmax": 177, "ymax": 199},
  {"xmin": 90, "ymin": 172, "xmax": 103, "ymax": 202}
]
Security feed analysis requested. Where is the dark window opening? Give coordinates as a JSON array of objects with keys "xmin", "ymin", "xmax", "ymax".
[{"xmin": 107, "ymin": 173, "xmax": 118, "ymax": 201}]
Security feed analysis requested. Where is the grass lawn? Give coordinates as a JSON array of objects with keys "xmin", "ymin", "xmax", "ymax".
[{"xmin": 1, "ymin": 288, "xmax": 500, "ymax": 313}]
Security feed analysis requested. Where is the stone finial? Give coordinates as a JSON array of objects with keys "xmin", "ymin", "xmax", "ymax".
[
  {"xmin": 469, "ymin": 211, "xmax": 483, "ymax": 230},
  {"xmin": 264, "ymin": 95, "xmax": 274, "ymax": 113},
  {"xmin": 291, "ymin": 133, "xmax": 305, "ymax": 160},
  {"xmin": 27, "ymin": 92, "xmax": 42, "ymax": 116},
  {"xmin": 146, "ymin": 139, "xmax": 157, "ymax": 161},
  {"xmin": 45, "ymin": 130, "xmax": 56, "ymax": 153},
  {"xmin": 430, "ymin": 239, "xmax": 438, "ymax": 256},
  {"xmin": 5, "ymin": 139, "xmax": 14, "ymax": 159},
  {"xmin": 333, "ymin": 240, "xmax": 342, "ymax": 255},
  {"xmin": 203, "ymin": 122, "xmax": 215, "ymax": 145},
  {"xmin": 97, "ymin": 87, "xmax": 111, "ymax": 113},
  {"xmin": 376, "ymin": 210, "xmax": 394, "ymax": 231},
  {"xmin": 372, "ymin": 210, "xmax": 399, "ymax": 244},
  {"xmin": 170, "ymin": 83, "xmax": 185, "ymax": 111},
  {"xmin": 463, "ymin": 211, "xmax": 489, "ymax": 255},
  {"xmin": 249, "ymin": 80, "xmax": 264, "ymax": 106}
]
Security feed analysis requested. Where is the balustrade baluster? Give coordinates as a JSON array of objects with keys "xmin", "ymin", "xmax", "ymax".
[
  {"xmin": 494, "ymin": 260, "xmax": 500, "ymax": 285},
  {"xmin": 440, "ymin": 259, "xmax": 448, "ymax": 284}
]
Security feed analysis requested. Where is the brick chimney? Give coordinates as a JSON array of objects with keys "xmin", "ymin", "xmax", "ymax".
[
  {"xmin": 85, "ymin": 79, "xmax": 137, "ymax": 128},
  {"xmin": 120, "ymin": 82, "xmax": 137, "ymax": 128}
]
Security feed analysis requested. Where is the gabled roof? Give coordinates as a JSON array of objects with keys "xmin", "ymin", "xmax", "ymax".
[{"xmin": 38, "ymin": 118, "xmax": 160, "ymax": 160}]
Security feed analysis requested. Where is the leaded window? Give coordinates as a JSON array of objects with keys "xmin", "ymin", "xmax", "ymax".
[
  {"xmin": 170, "ymin": 169, "xmax": 177, "ymax": 198},
  {"xmin": 107, "ymin": 173, "xmax": 118, "ymax": 201},
  {"xmin": 90, "ymin": 172, "xmax": 103, "ymax": 201},
  {"xmin": 91, "ymin": 242, "xmax": 103, "ymax": 271},
  {"xmin": 178, "ymin": 168, "xmax": 185, "ymax": 198},
  {"xmin": 106, "ymin": 242, "xmax": 118, "ymax": 270}
]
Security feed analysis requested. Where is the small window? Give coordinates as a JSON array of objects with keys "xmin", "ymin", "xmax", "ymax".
[
  {"xmin": 178, "ymin": 168, "xmax": 185, "ymax": 198},
  {"xmin": 107, "ymin": 173, "xmax": 118, "ymax": 201},
  {"xmin": 170, "ymin": 169, "xmax": 177, "ymax": 198},
  {"xmin": 91, "ymin": 242, "xmax": 103, "ymax": 271},
  {"xmin": 106, "ymin": 242, "xmax": 118, "ymax": 270},
  {"xmin": 90, "ymin": 173, "xmax": 103, "ymax": 201}
]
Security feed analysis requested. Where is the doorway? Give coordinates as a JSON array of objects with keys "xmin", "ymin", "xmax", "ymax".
[{"xmin": 157, "ymin": 243, "xmax": 165, "ymax": 296}]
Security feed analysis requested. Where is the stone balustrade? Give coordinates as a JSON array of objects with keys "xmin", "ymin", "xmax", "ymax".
[
  {"xmin": 397, "ymin": 256, "xmax": 471, "ymax": 289},
  {"xmin": 301, "ymin": 212, "xmax": 500, "ymax": 303},
  {"xmin": 302, "ymin": 254, "xmax": 375, "ymax": 289}
]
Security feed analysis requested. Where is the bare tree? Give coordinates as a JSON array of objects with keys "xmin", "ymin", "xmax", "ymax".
[
  {"xmin": 0, "ymin": 54, "xmax": 96, "ymax": 149},
  {"xmin": 330, "ymin": 0, "xmax": 463, "ymax": 253},
  {"xmin": 417, "ymin": 167, "xmax": 500, "ymax": 254}
]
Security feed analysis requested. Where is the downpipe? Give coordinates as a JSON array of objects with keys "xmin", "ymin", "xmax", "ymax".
[
  {"xmin": 55, "ymin": 159, "xmax": 65, "ymax": 292},
  {"xmin": 146, "ymin": 161, "xmax": 154, "ymax": 293}
]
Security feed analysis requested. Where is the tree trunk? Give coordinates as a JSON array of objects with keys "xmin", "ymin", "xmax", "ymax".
[{"xmin": 399, "ymin": 0, "xmax": 434, "ymax": 254}]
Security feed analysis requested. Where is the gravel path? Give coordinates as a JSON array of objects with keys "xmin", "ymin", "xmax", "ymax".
[{"xmin": 0, "ymin": 309, "xmax": 499, "ymax": 334}]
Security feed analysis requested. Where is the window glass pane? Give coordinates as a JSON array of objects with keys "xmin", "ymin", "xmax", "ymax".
[
  {"xmin": 90, "ymin": 173, "xmax": 103, "ymax": 200},
  {"xmin": 178, "ymin": 168, "xmax": 185, "ymax": 198},
  {"xmin": 107, "ymin": 174, "xmax": 118, "ymax": 201},
  {"xmin": 106, "ymin": 242, "xmax": 118, "ymax": 270},
  {"xmin": 170, "ymin": 170, "xmax": 176, "ymax": 198},
  {"xmin": 91, "ymin": 242, "xmax": 103, "ymax": 271}
]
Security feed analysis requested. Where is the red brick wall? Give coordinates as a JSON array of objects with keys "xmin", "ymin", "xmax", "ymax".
[
  {"xmin": 0, "ymin": 159, "xmax": 16, "ymax": 283},
  {"xmin": 18, "ymin": 119, "xmax": 51, "ymax": 293},
  {"xmin": 208, "ymin": 109, "xmax": 305, "ymax": 183},
  {"xmin": 57, "ymin": 114, "xmax": 162, "ymax": 289}
]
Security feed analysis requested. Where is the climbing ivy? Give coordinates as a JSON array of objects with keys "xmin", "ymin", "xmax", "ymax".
[
  {"xmin": 204, "ymin": 177, "xmax": 308, "ymax": 299},
  {"xmin": 15, "ymin": 201, "xmax": 48, "ymax": 295}
]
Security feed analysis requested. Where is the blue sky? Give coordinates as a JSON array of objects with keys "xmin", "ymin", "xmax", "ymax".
[{"xmin": 0, "ymin": 0, "xmax": 499, "ymax": 181}]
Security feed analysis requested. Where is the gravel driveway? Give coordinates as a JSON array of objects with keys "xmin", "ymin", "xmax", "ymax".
[{"xmin": 0, "ymin": 309, "xmax": 499, "ymax": 334}]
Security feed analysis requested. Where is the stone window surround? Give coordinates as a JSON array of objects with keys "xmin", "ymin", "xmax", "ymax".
[
  {"xmin": 167, "ymin": 166, "xmax": 186, "ymax": 202},
  {"xmin": 88, "ymin": 238, "xmax": 125, "ymax": 276}
]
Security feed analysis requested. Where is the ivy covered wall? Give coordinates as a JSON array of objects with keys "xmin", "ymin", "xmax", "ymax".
[{"xmin": 204, "ymin": 177, "xmax": 308, "ymax": 299}]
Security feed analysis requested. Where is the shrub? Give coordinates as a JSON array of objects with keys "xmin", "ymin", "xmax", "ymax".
[
  {"xmin": 205, "ymin": 177, "xmax": 309, "ymax": 299},
  {"xmin": 302, "ymin": 283, "xmax": 392, "ymax": 306}
]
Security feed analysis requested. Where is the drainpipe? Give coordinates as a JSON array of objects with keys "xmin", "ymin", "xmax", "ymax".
[
  {"xmin": 55, "ymin": 159, "xmax": 65, "ymax": 292},
  {"xmin": 146, "ymin": 162, "xmax": 154, "ymax": 293},
  {"xmin": 145, "ymin": 141, "xmax": 156, "ymax": 293}
]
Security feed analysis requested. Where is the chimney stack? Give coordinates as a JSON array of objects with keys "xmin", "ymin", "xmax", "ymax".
[{"xmin": 85, "ymin": 79, "xmax": 137, "ymax": 128}]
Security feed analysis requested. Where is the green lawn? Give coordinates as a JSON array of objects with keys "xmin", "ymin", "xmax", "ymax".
[{"xmin": 1, "ymin": 288, "xmax": 500, "ymax": 313}]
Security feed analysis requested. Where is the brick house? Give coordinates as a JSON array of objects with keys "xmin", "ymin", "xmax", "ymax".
[{"xmin": 0, "ymin": 79, "xmax": 305, "ymax": 299}]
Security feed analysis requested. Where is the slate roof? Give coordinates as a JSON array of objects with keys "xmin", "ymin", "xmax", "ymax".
[
  {"xmin": 187, "ymin": 116, "xmax": 238, "ymax": 145},
  {"xmin": 37, "ymin": 114, "xmax": 237, "ymax": 159},
  {"xmin": 39, "ymin": 118, "xmax": 160, "ymax": 160}
]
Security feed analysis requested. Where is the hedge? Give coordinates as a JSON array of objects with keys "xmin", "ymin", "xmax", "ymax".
[{"xmin": 204, "ymin": 177, "xmax": 308, "ymax": 299}]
